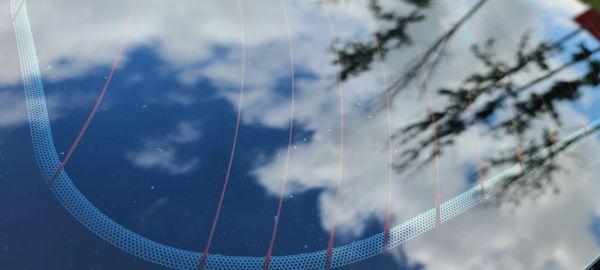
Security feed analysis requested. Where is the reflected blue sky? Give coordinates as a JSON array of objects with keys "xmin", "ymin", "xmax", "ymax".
[{"xmin": 3, "ymin": 0, "xmax": 600, "ymax": 269}]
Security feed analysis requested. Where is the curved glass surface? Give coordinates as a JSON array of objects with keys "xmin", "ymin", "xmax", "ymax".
[{"xmin": 2, "ymin": 0, "xmax": 600, "ymax": 269}]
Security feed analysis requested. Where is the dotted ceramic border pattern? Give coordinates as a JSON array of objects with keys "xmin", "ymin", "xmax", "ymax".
[{"xmin": 11, "ymin": 1, "xmax": 600, "ymax": 269}]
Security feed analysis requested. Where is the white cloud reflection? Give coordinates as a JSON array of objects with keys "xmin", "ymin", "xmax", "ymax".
[
  {"xmin": 126, "ymin": 121, "xmax": 201, "ymax": 175},
  {"xmin": 3, "ymin": 0, "xmax": 600, "ymax": 269},
  {"xmin": 0, "ymin": 88, "xmax": 94, "ymax": 129}
]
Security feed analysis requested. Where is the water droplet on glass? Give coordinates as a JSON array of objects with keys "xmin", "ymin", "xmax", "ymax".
[{"xmin": 44, "ymin": 65, "xmax": 52, "ymax": 70}]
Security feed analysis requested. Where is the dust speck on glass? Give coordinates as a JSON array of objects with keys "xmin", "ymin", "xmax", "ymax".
[{"xmin": 3, "ymin": 0, "xmax": 600, "ymax": 269}]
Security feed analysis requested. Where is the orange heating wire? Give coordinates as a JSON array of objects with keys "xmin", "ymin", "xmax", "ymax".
[
  {"xmin": 322, "ymin": 3, "xmax": 346, "ymax": 270},
  {"xmin": 405, "ymin": 31, "xmax": 443, "ymax": 226},
  {"xmin": 496, "ymin": 2, "xmax": 585, "ymax": 156},
  {"xmin": 495, "ymin": 2, "xmax": 558, "ymax": 144},
  {"xmin": 467, "ymin": 87, "xmax": 488, "ymax": 198},
  {"xmin": 48, "ymin": 0, "xmax": 137, "ymax": 187},
  {"xmin": 361, "ymin": 7, "xmax": 395, "ymax": 253},
  {"xmin": 468, "ymin": 2, "xmax": 526, "ymax": 170},
  {"xmin": 434, "ymin": 8, "xmax": 488, "ymax": 198},
  {"xmin": 539, "ymin": 95, "xmax": 560, "ymax": 145},
  {"xmin": 198, "ymin": 0, "xmax": 246, "ymax": 269},
  {"xmin": 262, "ymin": 0, "xmax": 297, "ymax": 269}
]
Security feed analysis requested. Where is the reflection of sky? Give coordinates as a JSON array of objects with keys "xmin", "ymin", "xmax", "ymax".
[{"xmin": 2, "ymin": 0, "xmax": 600, "ymax": 269}]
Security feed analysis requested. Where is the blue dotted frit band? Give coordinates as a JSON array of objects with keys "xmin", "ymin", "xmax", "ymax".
[{"xmin": 11, "ymin": 0, "xmax": 600, "ymax": 269}]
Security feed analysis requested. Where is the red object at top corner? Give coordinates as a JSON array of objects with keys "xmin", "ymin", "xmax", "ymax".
[{"xmin": 575, "ymin": 8, "xmax": 600, "ymax": 41}]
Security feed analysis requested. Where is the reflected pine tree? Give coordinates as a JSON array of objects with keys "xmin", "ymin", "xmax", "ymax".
[
  {"xmin": 330, "ymin": 0, "xmax": 599, "ymax": 204},
  {"xmin": 336, "ymin": 0, "xmax": 432, "ymax": 81}
]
